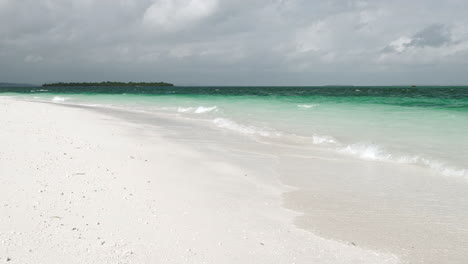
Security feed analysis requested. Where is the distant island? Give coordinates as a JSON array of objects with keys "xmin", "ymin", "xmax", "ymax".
[{"xmin": 42, "ymin": 81, "xmax": 174, "ymax": 87}]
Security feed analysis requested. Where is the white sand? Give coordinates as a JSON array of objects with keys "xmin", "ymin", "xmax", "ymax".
[{"xmin": 0, "ymin": 98, "xmax": 400, "ymax": 264}]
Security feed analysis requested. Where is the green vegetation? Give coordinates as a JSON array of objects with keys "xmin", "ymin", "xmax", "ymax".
[{"xmin": 42, "ymin": 81, "xmax": 174, "ymax": 87}]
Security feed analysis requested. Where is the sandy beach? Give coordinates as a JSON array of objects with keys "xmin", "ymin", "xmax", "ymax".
[
  {"xmin": 0, "ymin": 97, "xmax": 402, "ymax": 264},
  {"xmin": 2, "ymin": 0, "xmax": 468, "ymax": 262}
]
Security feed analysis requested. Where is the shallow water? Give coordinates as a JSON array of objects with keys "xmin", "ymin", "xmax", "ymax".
[{"xmin": 3, "ymin": 86, "xmax": 467, "ymax": 180}]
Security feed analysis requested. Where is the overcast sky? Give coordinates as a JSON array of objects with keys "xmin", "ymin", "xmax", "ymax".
[{"xmin": 1, "ymin": 0, "xmax": 468, "ymax": 85}]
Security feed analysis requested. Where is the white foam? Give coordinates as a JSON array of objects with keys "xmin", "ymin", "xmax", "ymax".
[
  {"xmin": 52, "ymin": 96, "xmax": 70, "ymax": 102},
  {"xmin": 194, "ymin": 106, "xmax": 217, "ymax": 113},
  {"xmin": 177, "ymin": 107, "xmax": 193, "ymax": 113},
  {"xmin": 177, "ymin": 106, "xmax": 218, "ymax": 114},
  {"xmin": 432, "ymin": 165, "xmax": 467, "ymax": 178},
  {"xmin": 312, "ymin": 135, "xmax": 337, "ymax": 145},
  {"xmin": 399, "ymin": 156, "xmax": 468, "ymax": 178},
  {"xmin": 213, "ymin": 118, "xmax": 281, "ymax": 137},
  {"xmin": 340, "ymin": 143, "xmax": 392, "ymax": 161},
  {"xmin": 297, "ymin": 104, "xmax": 318, "ymax": 108},
  {"xmin": 340, "ymin": 143, "xmax": 468, "ymax": 179}
]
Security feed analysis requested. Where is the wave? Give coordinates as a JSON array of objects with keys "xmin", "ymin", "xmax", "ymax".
[
  {"xmin": 311, "ymin": 135, "xmax": 337, "ymax": 145},
  {"xmin": 213, "ymin": 118, "xmax": 282, "ymax": 137},
  {"xmin": 340, "ymin": 143, "xmax": 392, "ymax": 161},
  {"xmin": 339, "ymin": 143, "xmax": 467, "ymax": 178},
  {"xmin": 210, "ymin": 117, "xmax": 467, "ymax": 179},
  {"xmin": 30, "ymin": 89, "xmax": 49, "ymax": 92},
  {"xmin": 177, "ymin": 106, "xmax": 218, "ymax": 114},
  {"xmin": 297, "ymin": 104, "xmax": 319, "ymax": 108},
  {"xmin": 52, "ymin": 96, "xmax": 70, "ymax": 102},
  {"xmin": 399, "ymin": 156, "xmax": 467, "ymax": 178}
]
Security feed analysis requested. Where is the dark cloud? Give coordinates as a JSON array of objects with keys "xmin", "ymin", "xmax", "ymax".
[
  {"xmin": 1, "ymin": 0, "xmax": 468, "ymax": 85},
  {"xmin": 410, "ymin": 24, "xmax": 453, "ymax": 47}
]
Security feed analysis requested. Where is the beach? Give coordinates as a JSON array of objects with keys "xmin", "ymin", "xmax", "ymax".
[
  {"xmin": 3, "ymin": 0, "xmax": 468, "ymax": 262},
  {"xmin": 0, "ymin": 97, "xmax": 402, "ymax": 264},
  {"xmin": 1, "ymin": 89, "xmax": 467, "ymax": 263}
]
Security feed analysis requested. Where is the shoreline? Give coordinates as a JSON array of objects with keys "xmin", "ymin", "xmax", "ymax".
[
  {"xmin": 47, "ymin": 97, "xmax": 468, "ymax": 263},
  {"xmin": 0, "ymin": 98, "xmax": 399, "ymax": 263}
]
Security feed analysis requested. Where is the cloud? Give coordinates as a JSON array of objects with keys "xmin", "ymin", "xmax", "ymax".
[
  {"xmin": 383, "ymin": 24, "xmax": 454, "ymax": 53},
  {"xmin": 383, "ymin": 37, "xmax": 413, "ymax": 53},
  {"xmin": 410, "ymin": 24, "xmax": 452, "ymax": 47},
  {"xmin": 143, "ymin": 0, "xmax": 218, "ymax": 31},
  {"xmin": 1, "ymin": 0, "xmax": 468, "ymax": 85}
]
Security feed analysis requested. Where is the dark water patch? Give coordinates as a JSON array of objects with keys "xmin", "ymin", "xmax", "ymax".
[
  {"xmin": 2, "ymin": 86, "xmax": 467, "ymax": 110},
  {"xmin": 1, "ymin": 85, "xmax": 467, "ymax": 98}
]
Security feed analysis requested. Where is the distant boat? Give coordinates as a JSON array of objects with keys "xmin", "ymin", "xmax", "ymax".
[{"xmin": 411, "ymin": 85, "xmax": 417, "ymax": 87}]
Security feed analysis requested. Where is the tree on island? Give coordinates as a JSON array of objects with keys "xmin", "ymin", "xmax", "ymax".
[{"xmin": 42, "ymin": 81, "xmax": 174, "ymax": 87}]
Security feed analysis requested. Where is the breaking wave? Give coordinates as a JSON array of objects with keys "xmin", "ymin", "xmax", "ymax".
[
  {"xmin": 297, "ymin": 104, "xmax": 319, "ymax": 108},
  {"xmin": 339, "ymin": 143, "xmax": 467, "ymax": 178},
  {"xmin": 210, "ymin": 117, "xmax": 467, "ymax": 179},
  {"xmin": 177, "ymin": 106, "xmax": 218, "ymax": 114},
  {"xmin": 52, "ymin": 96, "xmax": 70, "ymax": 102},
  {"xmin": 213, "ymin": 118, "xmax": 282, "ymax": 137},
  {"xmin": 311, "ymin": 135, "xmax": 337, "ymax": 145},
  {"xmin": 340, "ymin": 143, "xmax": 392, "ymax": 161}
]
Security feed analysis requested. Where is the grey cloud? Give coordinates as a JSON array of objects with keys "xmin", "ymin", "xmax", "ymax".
[
  {"xmin": 410, "ymin": 24, "xmax": 453, "ymax": 47},
  {"xmin": 382, "ymin": 23, "xmax": 455, "ymax": 54},
  {"xmin": 1, "ymin": 0, "xmax": 468, "ymax": 85}
]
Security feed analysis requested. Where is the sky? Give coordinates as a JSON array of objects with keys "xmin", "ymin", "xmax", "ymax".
[{"xmin": 1, "ymin": 0, "xmax": 468, "ymax": 85}]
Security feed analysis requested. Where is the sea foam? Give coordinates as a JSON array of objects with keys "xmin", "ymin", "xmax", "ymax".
[
  {"xmin": 311, "ymin": 135, "xmax": 337, "ymax": 145},
  {"xmin": 340, "ymin": 143, "xmax": 392, "ymax": 161},
  {"xmin": 213, "ymin": 118, "xmax": 281, "ymax": 137},
  {"xmin": 297, "ymin": 104, "xmax": 319, "ymax": 108},
  {"xmin": 177, "ymin": 106, "xmax": 218, "ymax": 114},
  {"xmin": 339, "ymin": 142, "xmax": 467, "ymax": 179},
  {"xmin": 52, "ymin": 96, "xmax": 70, "ymax": 102}
]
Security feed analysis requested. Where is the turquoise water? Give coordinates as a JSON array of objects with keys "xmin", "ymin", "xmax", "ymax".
[{"xmin": 2, "ymin": 86, "xmax": 467, "ymax": 179}]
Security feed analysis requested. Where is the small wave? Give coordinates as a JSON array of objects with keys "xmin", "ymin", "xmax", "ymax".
[
  {"xmin": 430, "ymin": 164, "xmax": 467, "ymax": 178},
  {"xmin": 177, "ymin": 106, "xmax": 218, "ymax": 114},
  {"xmin": 297, "ymin": 104, "xmax": 318, "ymax": 108},
  {"xmin": 312, "ymin": 135, "xmax": 337, "ymax": 145},
  {"xmin": 177, "ymin": 107, "xmax": 193, "ymax": 113},
  {"xmin": 31, "ymin": 89, "xmax": 48, "ymax": 92},
  {"xmin": 340, "ymin": 143, "xmax": 391, "ymax": 161},
  {"xmin": 213, "ymin": 118, "xmax": 281, "ymax": 137},
  {"xmin": 398, "ymin": 156, "xmax": 468, "ymax": 178},
  {"xmin": 52, "ymin": 96, "xmax": 70, "ymax": 102},
  {"xmin": 339, "ymin": 143, "xmax": 467, "ymax": 178},
  {"xmin": 195, "ymin": 106, "xmax": 217, "ymax": 113}
]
